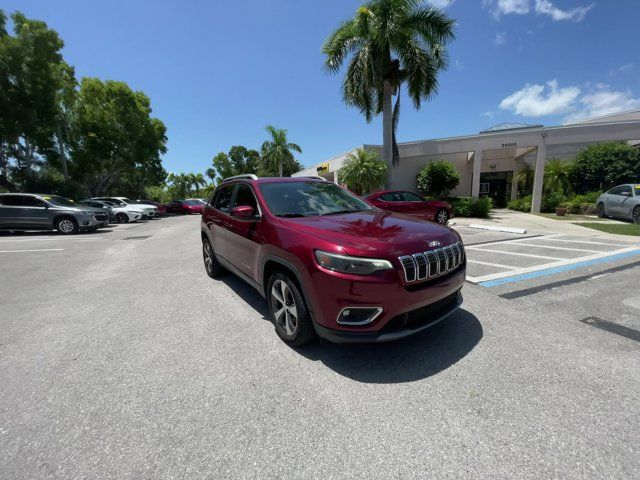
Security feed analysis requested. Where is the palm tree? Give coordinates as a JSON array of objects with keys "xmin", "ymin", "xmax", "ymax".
[
  {"xmin": 337, "ymin": 148, "xmax": 388, "ymax": 195},
  {"xmin": 544, "ymin": 159, "xmax": 573, "ymax": 195},
  {"xmin": 190, "ymin": 173, "xmax": 206, "ymax": 195},
  {"xmin": 516, "ymin": 164, "xmax": 534, "ymax": 197},
  {"xmin": 205, "ymin": 167, "xmax": 216, "ymax": 184},
  {"xmin": 261, "ymin": 125, "xmax": 302, "ymax": 177},
  {"xmin": 322, "ymin": 0, "xmax": 455, "ymax": 183}
]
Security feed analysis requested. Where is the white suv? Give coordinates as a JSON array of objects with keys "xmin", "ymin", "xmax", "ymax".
[{"xmin": 92, "ymin": 197, "xmax": 158, "ymax": 219}]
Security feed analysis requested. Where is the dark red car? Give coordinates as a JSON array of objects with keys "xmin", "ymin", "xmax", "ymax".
[
  {"xmin": 201, "ymin": 175, "xmax": 465, "ymax": 345},
  {"xmin": 365, "ymin": 190, "xmax": 453, "ymax": 225},
  {"xmin": 166, "ymin": 199, "xmax": 204, "ymax": 215}
]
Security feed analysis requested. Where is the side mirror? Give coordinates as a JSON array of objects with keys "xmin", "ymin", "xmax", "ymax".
[{"xmin": 231, "ymin": 205, "xmax": 256, "ymax": 219}]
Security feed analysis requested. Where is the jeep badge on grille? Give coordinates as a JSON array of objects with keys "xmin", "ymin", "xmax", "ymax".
[{"xmin": 427, "ymin": 240, "xmax": 441, "ymax": 247}]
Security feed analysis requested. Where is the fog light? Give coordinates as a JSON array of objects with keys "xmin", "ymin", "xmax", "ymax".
[{"xmin": 337, "ymin": 307, "xmax": 383, "ymax": 326}]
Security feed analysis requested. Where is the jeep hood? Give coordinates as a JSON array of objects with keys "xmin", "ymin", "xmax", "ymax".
[{"xmin": 281, "ymin": 210, "xmax": 460, "ymax": 257}]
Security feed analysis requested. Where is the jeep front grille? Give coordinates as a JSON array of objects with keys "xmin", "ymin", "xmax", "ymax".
[{"xmin": 399, "ymin": 241, "xmax": 465, "ymax": 283}]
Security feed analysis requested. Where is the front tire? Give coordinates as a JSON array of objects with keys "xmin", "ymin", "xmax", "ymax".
[
  {"xmin": 633, "ymin": 206, "xmax": 640, "ymax": 224},
  {"xmin": 202, "ymin": 238, "xmax": 225, "ymax": 278},
  {"xmin": 435, "ymin": 209, "xmax": 449, "ymax": 225},
  {"xmin": 116, "ymin": 212, "xmax": 129, "ymax": 224},
  {"xmin": 597, "ymin": 203, "xmax": 607, "ymax": 218},
  {"xmin": 56, "ymin": 217, "xmax": 78, "ymax": 235},
  {"xmin": 267, "ymin": 272, "xmax": 316, "ymax": 346}
]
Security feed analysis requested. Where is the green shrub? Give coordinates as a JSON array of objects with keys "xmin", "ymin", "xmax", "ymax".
[
  {"xmin": 541, "ymin": 191, "xmax": 568, "ymax": 212},
  {"xmin": 449, "ymin": 197, "xmax": 492, "ymax": 218},
  {"xmin": 417, "ymin": 160, "xmax": 460, "ymax": 197},
  {"xmin": 507, "ymin": 195, "xmax": 532, "ymax": 212},
  {"xmin": 561, "ymin": 191, "xmax": 602, "ymax": 214}
]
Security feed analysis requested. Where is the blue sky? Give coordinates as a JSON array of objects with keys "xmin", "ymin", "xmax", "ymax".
[{"xmin": 4, "ymin": 0, "xmax": 640, "ymax": 173}]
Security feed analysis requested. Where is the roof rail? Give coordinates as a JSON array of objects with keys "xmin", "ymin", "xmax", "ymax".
[
  {"xmin": 301, "ymin": 175, "xmax": 328, "ymax": 181},
  {"xmin": 222, "ymin": 174, "xmax": 258, "ymax": 183}
]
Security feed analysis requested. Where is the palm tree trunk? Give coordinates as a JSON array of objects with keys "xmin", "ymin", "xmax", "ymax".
[
  {"xmin": 56, "ymin": 124, "xmax": 70, "ymax": 182},
  {"xmin": 382, "ymin": 80, "xmax": 394, "ymax": 188},
  {"xmin": 278, "ymin": 159, "xmax": 283, "ymax": 177}
]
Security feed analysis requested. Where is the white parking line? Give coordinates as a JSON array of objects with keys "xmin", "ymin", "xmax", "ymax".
[
  {"xmin": 465, "ymin": 247, "xmax": 565, "ymax": 261},
  {"xmin": 0, "ymin": 248, "xmax": 64, "ymax": 253},
  {"xmin": 503, "ymin": 242, "xmax": 601, "ymax": 253},
  {"xmin": 0, "ymin": 237, "xmax": 99, "ymax": 243},
  {"xmin": 535, "ymin": 237, "xmax": 633, "ymax": 247},
  {"xmin": 467, "ymin": 260, "xmax": 518, "ymax": 270}
]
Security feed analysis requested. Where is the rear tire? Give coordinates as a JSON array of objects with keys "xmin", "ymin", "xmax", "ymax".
[
  {"xmin": 267, "ymin": 272, "xmax": 316, "ymax": 346},
  {"xmin": 435, "ymin": 209, "xmax": 449, "ymax": 225},
  {"xmin": 597, "ymin": 203, "xmax": 607, "ymax": 218},
  {"xmin": 633, "ymin": 206, "xmax": 640, "ymax": 224},
  {"xmin": 55, "ymin": 217, "xmax": 78, "ymax": 235},
  {"xmin": 202, "ymin": 237, "xmax": 225, "ymax": 278}
]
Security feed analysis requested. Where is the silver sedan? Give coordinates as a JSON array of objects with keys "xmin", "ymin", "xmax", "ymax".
[{"xmin": 596, "ymin": 184, "xmax": 640, "ymax": 223}]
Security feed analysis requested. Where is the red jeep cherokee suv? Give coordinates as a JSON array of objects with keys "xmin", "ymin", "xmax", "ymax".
[{"xmin": 201, "ymin": 175, "xmax": 466, "ymax": 345}]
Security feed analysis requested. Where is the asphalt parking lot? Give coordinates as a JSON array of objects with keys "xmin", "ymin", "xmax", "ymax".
[{"xmin": 1, "ymin": 216, "xmax": 640, "ymax": 479}]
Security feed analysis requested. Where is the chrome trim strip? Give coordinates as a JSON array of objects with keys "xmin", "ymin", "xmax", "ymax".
[
  {"xmin": 337, "ymin": 306, "xmax": 384, "ymax": 325},
  {"xmin": 398, "ymin": 255, "xmax": 416, "ymax": 282},
  {"xmin": 412, "ymin": 253, "xmax": 427, "ymax": 280}
]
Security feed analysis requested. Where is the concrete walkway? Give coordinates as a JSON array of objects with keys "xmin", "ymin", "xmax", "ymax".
[{"xmin": 453, "ymin": 209, "xmax": 639, "ymax": 243}]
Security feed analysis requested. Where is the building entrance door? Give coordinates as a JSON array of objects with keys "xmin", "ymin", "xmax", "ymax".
[{"xmin": 479, "ymin": 172, "xmax": 512, "ymax": 207}]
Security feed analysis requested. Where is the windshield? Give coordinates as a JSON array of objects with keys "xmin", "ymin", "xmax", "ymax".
[
  {"xmin": 184, "ymin": 200, "xmax": 201, "ymax": 205},
  {"xmin": 42, "ymin": 195, "xmax": 78, "ymax": 207},
  {"xmin": 259, "ymin": 181, "xmax": 372, "ymax": 217},
  {"xmin": 120, "ymin": 198, "xmax": 135, "ymax": 204}
]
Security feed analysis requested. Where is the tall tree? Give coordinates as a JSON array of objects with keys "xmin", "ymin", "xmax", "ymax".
[
  {"xmin": 337, "ymin": 148, "xmax": 388, "ymax": 195},
  {"xmin": 322, "ymin": 0, "xmax": 455, "ymax": 184},
  {"xmin": 261, "ymin": 125, "xmax": 302, "ymax": 177},
  {"xmin": 0, "ymin": 10, "xmax": 75, "ymax": 188},
  {"xmin": 69, "ymin": 78, "xmax": 167, "ymax": 196}
]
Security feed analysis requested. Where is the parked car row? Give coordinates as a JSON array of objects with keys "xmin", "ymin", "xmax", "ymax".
[{"xmin": 0, "ymin": 193, "xmax": 164, "ymax": 234}]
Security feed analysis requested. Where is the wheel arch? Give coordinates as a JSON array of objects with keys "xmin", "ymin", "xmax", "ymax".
[{"xmin": 261, "ymin": 255, "xmax": 313, "ymax": 314}]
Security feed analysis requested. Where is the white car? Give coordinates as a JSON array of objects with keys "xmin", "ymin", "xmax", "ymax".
[
  {"xmin": 92, "ymin": 196, "xmax": 158, "ymax": 219},
  {"xmin": 80, "ymin": 199, "xmax": 142, "ymax": 224}
]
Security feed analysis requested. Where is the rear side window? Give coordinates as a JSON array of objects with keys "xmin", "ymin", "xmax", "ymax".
[
  {"xmin": 1, "ymin": 195, "xmax": 26, "ymax": 206},
  {"xmin": 213, "ymin": 185, "xmax": 235, "ymax": 213},
  {"xmin": 22, "ymin": 196, "xmax": 46, "ymax": 207},
  {"xmin": 399, "ymin": 192, "xmax": 424, "ymax": 202},
  {"xmin": 232, "ymin": 184, "xmax": 258, "ymax": 211}
]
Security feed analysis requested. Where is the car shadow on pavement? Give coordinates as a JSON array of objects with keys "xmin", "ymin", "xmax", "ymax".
[
  {"xmin": 298, "ymin": 309, "xmax": 483, "ymax": 384},
  {"xmin": 217, "ymin": 275, "xmax": 483, "ymax": 384}
]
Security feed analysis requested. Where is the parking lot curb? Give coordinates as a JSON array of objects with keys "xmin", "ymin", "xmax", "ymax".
[{"xmin": 468, "ymin": 224, "xmax": 527, "ymax": 234}]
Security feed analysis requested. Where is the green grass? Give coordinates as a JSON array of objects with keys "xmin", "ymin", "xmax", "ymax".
[
  {"xmin": 575, "ymin": 222, "xmax": 640, "ymax": 236},
  {"xmin": 534, "ymin": 213, "xmax": 610, "ymax": 222}
]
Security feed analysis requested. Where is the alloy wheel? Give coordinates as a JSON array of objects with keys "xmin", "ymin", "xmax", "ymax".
[
  {"xmin": 633, "ymin": 207, "xmax": 640, "ymax": 224},
  {"xmin": 437, "ymin": 210, "xmax": 449, "ymax": 225},
  {"xmin": 58, "ymin": 219, "xmax": 75, "ymax": 233},
  {"xmin": 597, "ymin": 203, "xmax": 606, "ymax": 218},
  {"xmin": 271, "ymin": 279, "xmax": 298, "ymax": 336},
  {"xmin": 203, "ymin": 241, "xmax": 213, "ymax": 274}
]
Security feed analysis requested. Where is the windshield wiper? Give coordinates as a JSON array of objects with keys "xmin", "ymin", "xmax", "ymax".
[{"xmin": 320, "ymin": 209, "xmax": 361, "ymax": 216}]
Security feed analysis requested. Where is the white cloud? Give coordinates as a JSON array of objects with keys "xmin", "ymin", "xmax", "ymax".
[
  {"xmin": 534, "ymin": 0, "xmax": 593, "ymax": 22},
  {"xmin": 481, "ymin": 111, "xmax": 496, "ymax": 118},
  {"xmin": 483, "ymin": 0, "xmax": 530, "ymax": 18},
  {"xmin": 426, "ymin": 0, "xmax": 455, "ymax": 8},
  {"xmin": 498, "ymin": 80, "xmax": 640, "ymax": 122},
  {"xmin": 484, "ymin": 0, "xmax": 593, "ymax": 21},
  {"xmin": 494, "ymin": 32, "xmax": 507, "ymax": 45},
  {"xmin": 499, "ymin": 79, "xmax": 581, "ymax": 116},
  {"xmin": 564, "ymin": 86, "xmax": 640, "ymax": 123}
]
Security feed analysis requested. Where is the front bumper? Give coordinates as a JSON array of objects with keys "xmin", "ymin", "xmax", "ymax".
[
  {"xmin": 315, "ymin": 290, "xmax": 462, "ymax": 343},
  {"xmin": 306, "ymin": 261, "xmax": 466, "ymax": 343}
]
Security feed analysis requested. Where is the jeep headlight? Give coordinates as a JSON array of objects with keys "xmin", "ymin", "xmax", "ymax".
[{"xmin": 314, "ymin": 250, "xmax": 393, "ymax": 275}]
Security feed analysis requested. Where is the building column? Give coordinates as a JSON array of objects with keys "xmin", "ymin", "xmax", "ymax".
[
  {"xmin": 531, "ymin": 133, "xmax": 546, "ymax": 213},
  {"xmin": 471, "ymin": 149, "xmax": 482, "ymax": 199},
  {"xmin": 511, "ymin": 171, "xmax": 519, "ymax": 201}
]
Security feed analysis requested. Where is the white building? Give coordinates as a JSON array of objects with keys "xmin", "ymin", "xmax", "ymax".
[{"xmin": 293, "ymin": 109, "xmax": 640, "ymax": 212}]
